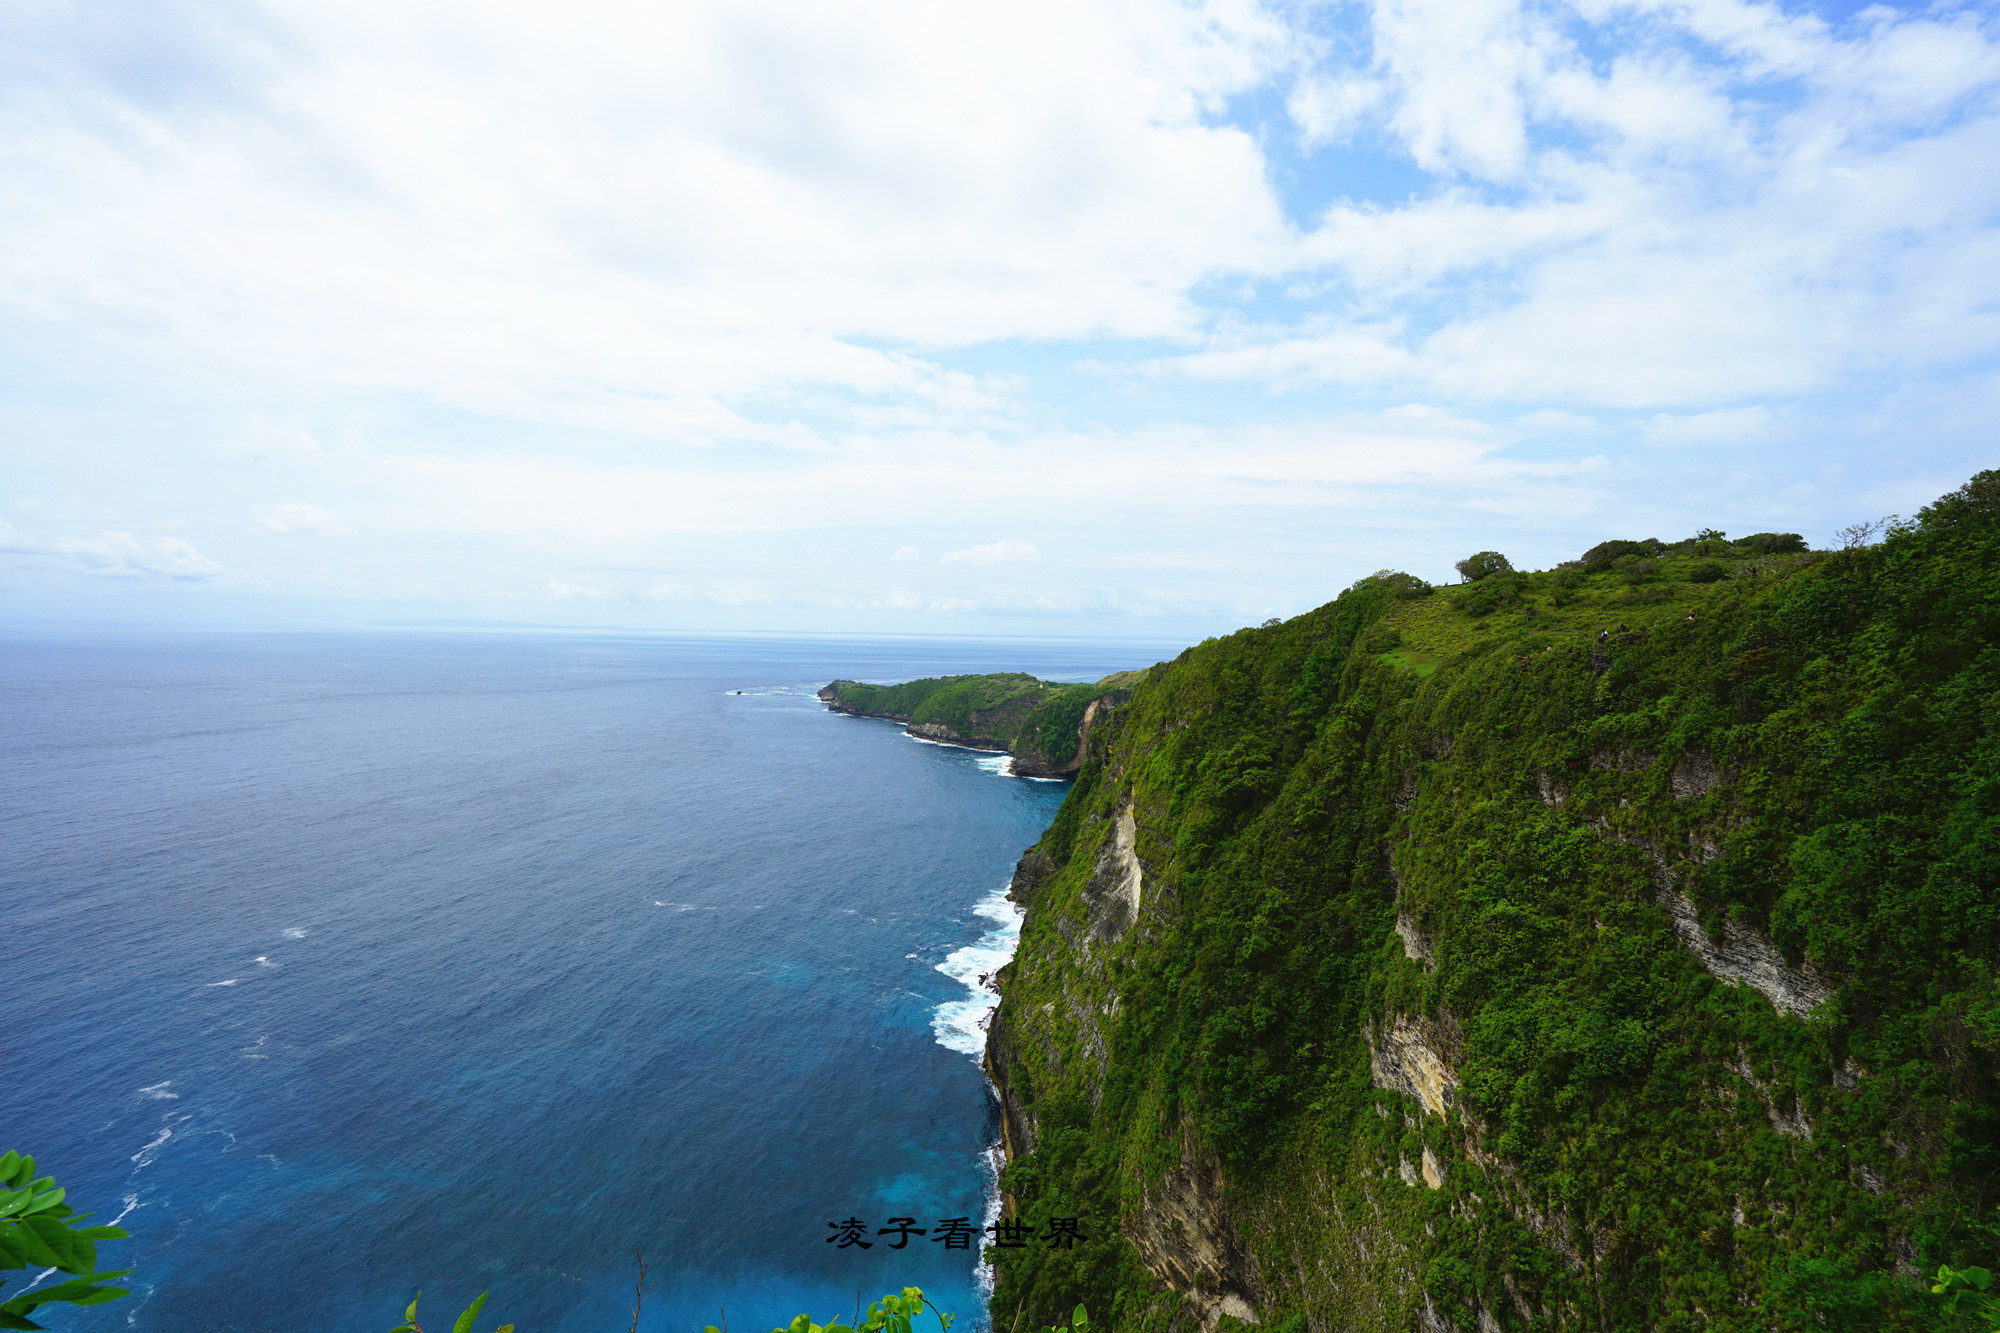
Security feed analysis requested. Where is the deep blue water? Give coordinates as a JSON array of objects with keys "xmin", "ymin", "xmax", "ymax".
[{"xmin": 0, "ymin": 630, "xmax": 1175, "ymax": 1333}]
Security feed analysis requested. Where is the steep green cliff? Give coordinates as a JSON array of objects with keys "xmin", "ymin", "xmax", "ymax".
[
  {"xmin": 819, "ymin": 672, "xmax": 1138, "ymax": 777},
  {"xmin": 984, "ymin": 478, "xmax": 2000, "ymax": 1333}
]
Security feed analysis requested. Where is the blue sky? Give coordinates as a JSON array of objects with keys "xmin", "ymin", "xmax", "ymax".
[{"xmin": 2, "ymin": 0, "xmax": 1995, "ymax": 638}]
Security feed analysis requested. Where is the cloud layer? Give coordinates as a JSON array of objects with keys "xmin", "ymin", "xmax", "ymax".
[{"xmin": 1, "ymin": 0, "xmax": 1994, "ymax": 633}]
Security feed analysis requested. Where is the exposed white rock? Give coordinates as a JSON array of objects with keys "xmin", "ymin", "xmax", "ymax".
[
  {"xmin": 1672, "ymin": 748, "xmax": 1721, "ymax": 800},
  {"xmin": 1369, "ymin": 1015, "xmax": 1460, "ymax": 1119},
  {"xmin": 1421, "ymin": 1146, "xmax": 1445, "ymax": 1190},
  {"xmin": 1660, "ymin": 889, "xmax": 1834, "ymax": 1015},
  {"xmin": 1124, "ymin": 1124, "xmax": 1267, "ymax": 1331},
  {"xmin": 1217, "ymin": 1294, "xmax": 1257, "ymax": 1324},
  {"xmin": 1395, "ymin": 915, "xmax": 1437, "ymax": 970},
  {"xmin": 1084, "ymin": 805, "xmax": 1145, "ymax": 943}
]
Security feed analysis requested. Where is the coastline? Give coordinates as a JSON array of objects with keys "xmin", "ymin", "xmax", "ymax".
[{"xmin": 817, "ymin": 678, "xmax": 1128, "ymax": 779}]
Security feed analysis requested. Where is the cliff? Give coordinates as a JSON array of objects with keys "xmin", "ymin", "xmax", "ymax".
[
  {"xmin": 983, "ymin": 479, "xmax": 2000, "ymax": 1333},
  {"xmin": 818, "ymin": 672, "xmax": 1137, "ymax": 777}
]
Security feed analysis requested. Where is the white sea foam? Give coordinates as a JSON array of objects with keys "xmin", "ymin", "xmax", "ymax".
[
  {"xmin": 110, "ymin": 1194, "xmax": 139, "ymax": 1226},
  {"xmin": 206, "ymin": 979, "xmax": 239, "ymax": 987},
  {"xmin": 254, "ymin": 955, "xmax": 275, "ymax": 967},
  {"xmin": 929, "ymin": 886, "xmax": 1022, "ymax": 1058},
  {"xmin": 977, "ymin": 1138, "xmax": 1006, "ymax": 1297},
  {"xmin": 929, "ymin": 885, "xmax": 1027, "ymax": 1298},
  {"xmin": 900, "ymin": 731, "xmax": 1010, "ymax": 763},
  {"xmin": 137, "ymin": 1081, "xmax": 178, "ymax": 1100},
  {"xmin": 901, "ymin": 729, "xmax": 1072, "ymax": 782},
  {"xmin": 281, "ymin": 927, "xmax": 308, "ymax": 939},
  {"xmin": 131, "ymin": 1128, "xmax": 172, "ymax": 1163}
]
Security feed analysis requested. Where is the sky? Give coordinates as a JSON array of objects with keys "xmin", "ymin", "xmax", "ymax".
[{"xmin": 2, "ymin": 0, "xmax": 1996, "ymax": 639}]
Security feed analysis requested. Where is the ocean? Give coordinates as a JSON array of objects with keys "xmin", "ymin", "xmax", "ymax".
[{"xmin": 0, "ymin": 629, "xmax": 1175, "ymax": 1333}]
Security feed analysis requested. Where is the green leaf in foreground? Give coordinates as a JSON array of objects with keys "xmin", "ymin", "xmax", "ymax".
[{"xmin": 0, "ymin": 1149, "xmax": 132, "ymax": 1330}]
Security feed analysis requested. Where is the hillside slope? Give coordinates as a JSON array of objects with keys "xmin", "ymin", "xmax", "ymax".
[
  {"xmin": 984, "ymin": 479, "xmax": 2000, "ymax": 1333},
  {"xmin": 819, "ymin": 672, "xmax": 1138, "ymax": 777}
]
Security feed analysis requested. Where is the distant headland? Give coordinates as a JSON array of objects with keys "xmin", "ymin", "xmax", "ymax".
[{"xmin": 817, "ymin": 670, "xmax": 1144, "ymax": 778}]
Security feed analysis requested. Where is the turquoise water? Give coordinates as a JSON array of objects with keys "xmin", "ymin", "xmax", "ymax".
[{"xmin": 0, "ymin": 630, "xmax": 1171, "ymax": 1332}]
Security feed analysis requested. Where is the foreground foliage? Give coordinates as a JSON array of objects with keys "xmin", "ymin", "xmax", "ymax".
[
  {"xmin": 1935, "ymin": 1266, "xmax": 2000, "ymax": 1332},
  {"xmin": 0, "ymin": 1152, "xmax": 130, "ymax": 1331},
  {"xmin": 384, "ymin": 1285, "xmax": 979, "ymax": 1333}
]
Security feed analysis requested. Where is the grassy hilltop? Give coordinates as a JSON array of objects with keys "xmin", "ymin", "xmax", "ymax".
[{"xmin": 984, "ymin": 480, "xmax": 2000, "ymax": 1333}]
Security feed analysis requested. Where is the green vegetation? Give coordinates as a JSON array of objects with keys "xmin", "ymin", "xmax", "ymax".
[
  {"xmin": 385, "ymin": 1284, "xmax": 967, "ymax": 1333},
  {"xmin": 755, "ymin": 1286, "xmax": 954, "ymax": 1333},
  {"xmin": 0, "ymin": 1151, "xmax": 131, "ymax": 1330},
  {"xmin": 1935, "ymin": 1266, "xmax": 2000, "ymax": 1331},
  {"xmin": 820, "ymin": 672, "xmax": 1138, "ymax": 773},
  {"xmin": 823, "ymin": 672, "xmax": 1046, "ymax": 729},
  {"xmin": 987, "ymin": 479, "xmax": 2000, "ymax": 1331},
  {"xmin": 389, "ymin": 1291, "xmax": 513, "ymax": 1333}
]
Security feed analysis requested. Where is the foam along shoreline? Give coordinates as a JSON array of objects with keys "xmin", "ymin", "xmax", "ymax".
[
  {"xmin": 902, "ymin": 730, "xmax": 1069, "ymax": 782},
  {"xmin": 931, "ymin": 885, "xmax": 1022, "ymax": 1057},
  {"xmin": 929, "ymin": 883, "xmax": 1025, "ymax": 1298}
]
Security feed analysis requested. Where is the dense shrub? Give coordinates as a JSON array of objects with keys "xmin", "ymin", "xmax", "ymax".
[
  {"xmin": 1616, "ymin": 557, "xmax": 1660, "ymax": 584},
  {"xmin": 1738, "ymin": 531, "xmax": 1807, "ymax": 555},
  {"xmin": 1580, "ymin": 538, "xmax": 1662, "ymax": 570},
  {"xmin": 1454, "ymin": 551, "xmax": 1513, "ymax": 582}
]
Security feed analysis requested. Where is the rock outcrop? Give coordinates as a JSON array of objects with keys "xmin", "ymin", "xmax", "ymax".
[{"xmin": 1124, "ymin": 1125, "xmax": 1269, "ymax": 1330}]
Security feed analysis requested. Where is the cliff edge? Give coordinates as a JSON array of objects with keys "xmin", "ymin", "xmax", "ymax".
[{"xmin": 983, "ymin": 475, "xmax": 2000, "ymax": 1333}]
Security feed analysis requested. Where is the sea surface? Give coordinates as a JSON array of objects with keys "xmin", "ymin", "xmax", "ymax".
[{"xmin": 0, "ymin": 629, "xmax": 1177, "ymax": 1333}]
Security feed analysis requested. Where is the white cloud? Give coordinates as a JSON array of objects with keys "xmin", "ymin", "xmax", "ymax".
[
  {"xmin": 941, "ymin": 540, "xmax": 1041, "ymax": 565},
  {"xmin": 253, "ymin": 503, "xmax": 350, "ymax": 536},
  {"xmin": 0, "ymin": 0, "xmax": 1993, "ymax": 633},
  {"xmin": 1369, "ymin": 0, "xmax": 1541, "ymax": 179},
  {"xmin": 0, "ymin": 520, "xmax": 223, "ymax": 580},
  {"xmin": 1288, "ymin": 75, "xmax": 1387, "ymax": 149},
  {"xmin": 1640, "ymin": 405, "xmax": 1779, "ymax": 447},
  {"xmin": 0, "ymin": 0, "xmax": 1299, "ymax": 436}
]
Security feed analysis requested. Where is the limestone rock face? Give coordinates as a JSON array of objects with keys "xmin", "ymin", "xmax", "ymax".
[
  {"xmin": 983, "ymin": 1004, "xmax": 1038, "ymax": 1162},
  {"xmin": 1368, "ymin": 1013, "xmax": 1462, "ymax": 1119},
  {"xmin": 1083, "ymin": 806, "xmax": 1144, "ymax": 943},
  {"xmin": 1394, "ymin": 914, "xmax": 1437, "ymax": 970},
  {"xmin": 1658, "ymin": 888, "xmax": 1834, "ymax": 1016},
  {"xmin": 1007, "ymin": 848, "xmax": 1056, "ymax": 908},
  {"xmin": 1123, "ymin": 1126, "xmax": 1268, "ymax": 1332}
]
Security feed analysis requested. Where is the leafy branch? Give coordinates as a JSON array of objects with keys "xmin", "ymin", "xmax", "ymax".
[
  {"xmin": 1936, "ymin": 1266, "xmax": 2000, "ymax": 1332},
  {"xmin": 387, "ymin": 1282, "xmax": 977, "ymax": 1333},
  {"xmin": 0, "ymin": 1150, "xmax": 132, "ymax": 1331},
  {"xmin": 387, "ymin": 1289, "xmax": 512, "ymax": 1333}
]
